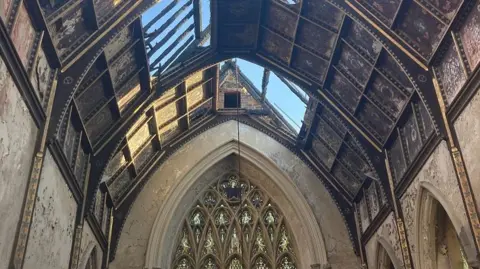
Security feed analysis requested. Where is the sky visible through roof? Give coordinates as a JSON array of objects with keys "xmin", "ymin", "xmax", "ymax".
[{"xmin": 142, "ymin": 0, "xmax": 307, "ymax": 131}]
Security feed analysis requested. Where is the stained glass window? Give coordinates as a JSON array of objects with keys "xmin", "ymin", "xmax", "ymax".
[{"xmin": 172, "ymin": 174, "xmax": 297, "ymax": 269}]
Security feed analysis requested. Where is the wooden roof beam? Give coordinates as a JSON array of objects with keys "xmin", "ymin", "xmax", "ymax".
[
  {"xmin": 144, "ymin": 0, "xmax": 185, "ymax": 31},
  {"xmin": 145, "ymin": 0, "xmax": 193, "ymax": 43},
  {"xmin": 193, "ymin": 0, "xmax": 202, "ymax": 39},
  {"xmin": 261, "ymin": 68, "xmax": 270, "ymax": 102}
]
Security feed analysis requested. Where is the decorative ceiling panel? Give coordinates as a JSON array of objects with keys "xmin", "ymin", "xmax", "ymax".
[
  {"xmin": 401, "ymin": 109, "xmax": 423, "ymax": 162},
  {"xmin": 395, "ymin": 2, "xmax": 446, "ymax": 59},
  {"xmin": 331, "ymin": 163, "xmax": 360, "ymax": 194},
  {"xmin": 377, "ymin": 53, "xmax": 414, "ymax": 93},
  {"xmin": 311, "ymin": 138, "xmax": 336, "ymax": 169},
  {"xmin": 116, "ymin": 74, "xmax": 142, "ymax": 113},
  {"xmin": 104, "ymin": 25, "xmax": 134, "ymax": 62},
  {"xmin": 104, "ymin": 150, "xmax": 127, "ymax": 179},
  {"xmin": 416, "ymin": 99, "xmax": 434, "ymax": 139},
  {"xmin": 159, "ymin": 120, "xmax": 181, "ymax": 144},
  {"xmin": 264, "ymin": 3, "xmax": 297, "ymax": 40},
  {"xmin": 367, "ymin": 72, "xmax": 408, "ymax": 118},
  {"xmin": 75, "ymin": 77, "xmax": 108, "ymax": 121},
  {"xmin": 93, "ymin": 0, "xmax": 124, "ymax": 25},
  {"xmin": 337, "ymin": 143, "xmax": 369, "ymax": 178},
  {"xmin": 260, "ymin": 30, "xmax": 291, "ymax": 63},
  {"xmin": 329, "ymin": 71, "xmax": 362, "ymax": 113},
  {"xmin": 389, "ymin": 136, "xmax": 406, "ymax": 184},
  {"xmin": 346, "ymin": 21, "xmax": 382, "ymax": 62},
  {"xmin": 459, "ymin": 2, "xmax": 480, "ymax": 70},
  {"xmin": 303, "ymin": 0, "xmax": 343, "ymax": 30},
  {"xmin": 49, "ymin": 2, "xmax": 89, "ymax": 59},
  {"xmin": 320, "ymin": 106, "xmax": 348, "ymax": 137},
  {"xmin": 64, "ymin": 119, "xmax": 80, "ymax": 167},
  {"xmin": 128, "ymin": 122, "xmax": 151, "ymax": 155},
  {"xmin": 424, "ymin": 0, "xmax": 462, "ymax": 20},
  {"xmin": 186, "ymin": 71, "xmax": 205, "ymax": 88},
  {"xmin": 218, "ymin": 0, "xmax": 259, "ymax": 22},
  {"xmin": 435, "ymin": 41, "xmax": 466, "ymax": 106},
  {"xmin": 85, "ymin": 103, "xmax": 115, "ymax": 144},
  {"xmin": 187, "ymin": 86, "xmax": 205, "ymax": 109},
  {"xmin": 357, "ymin": 0, "xmax": 402, "ymax": 25},
  {"xmin": 338, "ymin": 44, "xmax": 373, "ymax": 86},
  {"xmin": 297, "ymin": 20, "xmax": 336, "ymax": 59},
  {"xmin": 156, "ymin": 102, "xmax": 178, "ymax": 127},
  {"xmin": 316, "ymin": 118, "xmax": 343, "ymax": 153},
  {"xmin": 218, "ymin": 24, "xmax": 257, "ymax": 48},
  {"xmin": 134, "ymin": 141, "xmax": 156, "ymax": 172},
  {"xmin": 110, "ymin": 49, "xmax": 138, "ymax": 89},
  {"xmin": 291, "ymin": 47, "xmax": 328, "ymax": 81},
  {"xmin": 356, "ymin": 100, "xmax": 394, "ymax": 140},
  {"xmin": 108, "ymin": 168, "xmax": 133, "ymax": 203}
]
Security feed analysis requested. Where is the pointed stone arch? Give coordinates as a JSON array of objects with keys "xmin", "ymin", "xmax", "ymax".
[
  {"xmin": 110, "ymin": 121, "xmax": 359, "ymax": 269},
  {"xmin": 376, "ymin": 237, "xmax": 403, "ymax": 269},
  {"xmin": 415, "ymin": 181, "xmax": 476, "ymax": 268}
]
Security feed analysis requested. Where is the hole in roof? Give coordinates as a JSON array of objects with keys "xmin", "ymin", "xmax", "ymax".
[
  {"xmin": 142, "ymin": 0, "xmax": 211, "ymax": 73},
  {"xmin": 223, "ymin": 59, "xmax": 308, "ymax": 133}
]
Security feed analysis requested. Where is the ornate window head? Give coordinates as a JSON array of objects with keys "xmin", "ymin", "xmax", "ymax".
[{"xmin": 172, "ymin": 174, "xmax": 298, "ymax": 269}]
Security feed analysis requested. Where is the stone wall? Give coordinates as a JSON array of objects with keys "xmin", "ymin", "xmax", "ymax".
[
  {"xmin": 111, "ymin": 121, "xmax": 359, "ymax": 269},
  {"xmin": 455, "ymin": 87, "xmax": 480, "ymax": 211},
  {"xmin": 0, "ymin": 57, "xmax": 38, "ymax": 269},
  {"xmin": 23, "ymin": 150, "xmax": 77, "ymax": 269}
]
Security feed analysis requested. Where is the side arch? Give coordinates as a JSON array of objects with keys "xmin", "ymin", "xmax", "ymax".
[
  {"xmin": 376, "ymin": 236, "xmax": 403, "ymax": 269},
  {"xmin": 110, "ymin": 121, "xmax": 359, "ymax": 269},
  {"xmin": 415, "ymin": 181, "xmax": 476, "ymax": 268},
  {"xmin": 78, "ymin": 242, "xmax": 100, "ymax": 269}
]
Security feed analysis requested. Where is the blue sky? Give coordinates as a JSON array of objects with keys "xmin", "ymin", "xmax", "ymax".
[{"xmin": 142, "ymin": 0, "xmax": 307, "ymax": 131}]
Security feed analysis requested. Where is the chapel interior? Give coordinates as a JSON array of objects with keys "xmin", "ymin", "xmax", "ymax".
[{"xmin": 1, "ymin": 0, "xmax": 480, "ymax": 269}]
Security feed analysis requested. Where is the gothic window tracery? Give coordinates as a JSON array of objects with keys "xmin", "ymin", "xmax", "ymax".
[{"xmin": 172, "ymin": 174, "xmax": 297, "ymax": 269}]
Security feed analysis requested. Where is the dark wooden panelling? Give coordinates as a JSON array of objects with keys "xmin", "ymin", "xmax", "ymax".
[
  {"xmin": 459, "ymin": 2, "xmax": 480, "ymax": 71},
  {"xmin": 303, "ymin": 0, "xmax": 343, "ymax": 30},
  {"xmin": 134, "ymin": 141, "xmax": 156, "ymax": 172},
  {"xmin": 108, "ymin": 167, "xmax": 133, "ymax": 203},
  {"xmin": 358, "ymin": 0, "xmax": 402, "ymax": 25},
  {"xmin": 346, "ymin": 21, "xmax": 382, "ymax": 61},
  {"xmin": 49, "ymin": 2, "xmax": 90, "ymax": 60},
  {"xmin": 377, "ymin": 52, "xmax": 414, "ymax": 93},
  {"xmin": 218, "ymin": 24, "xmax": 256, "ymax": 48},
  {"xmin": 104, "ymin": 25, "xmax": 134, "ymax": 62},
  {"xmin": 297, "ymin": 19, "xmax": 336, "ymax": 59},
  {"xmin": 338, "ymin": 44, "xmax": 373, "ymax": 86},
  {"xmin": 436, "ymin": 41, "xmax": 467, "ymax": 106},
  {"xmin": 424, "ymin": 0, "xmax": 462, "ymax": 20},
  {"xmin": 316, "ymin": 118, "xmax": 343, "ymax": 153},
  {"xmin": 389, "ymin": 136, "xmax": 406, "ymax": 184},
  {"xmin": 291, "ymin": 47, "xmax": 328, "ymax": 81},
  {"xmin": 116, "ymin": 74, "xmax": 141, "ymax": 113},
  {"xmin": 329, "ymin": 70, "xmax": 362, "ymax": 113},
  {"xmin": 357, "ymin": 99, "xmax": 394, "ymax": 140},
  {"xmin": 401, "ymin": 110, "xmax": 423, "ymax": 163},
  {"xmin": 338, "ymin": 142, "xmax": 369, "ymax": 178},
  {"xmin": 218, "ymin": 0, "xmax": 259, "ymax": 22},
  {"xmin": 416, "ymin": 99, "xmax": 434, "ymax": 140},
  {"xmin": 85, "ymin": 103, "xmax": 115, "ymax": 144},
  {"xmin": 110, "ymin": 49, "xmax": 138, "ymax": 88},
  {"xmin": 76, "ymin": 77, "xmax": 109, "ymax": 121},
  {"xmin": 93, "ymin": 0, "xmax": 121, "ymax": 25},
  {"xmin": 264, "ymin": 2, "xmax": 297, "ymax": 39},
  {"xmin": 396, "ymin": 2, "xmax": 446, "ymax": 59},
  {"xmin": 260, "ymin": 30, "xmax": 291, "ymax": 63},
  {"xmin": 367, "ymin": 72, "xmax": 408, "ymax": 118},
  {"xmin": 332, "ymin": 163, "xmax": 360, "ymax": 194},
  {"xmin": 311, "ymin": 138, "xmax": 336, "ymax": 169}
]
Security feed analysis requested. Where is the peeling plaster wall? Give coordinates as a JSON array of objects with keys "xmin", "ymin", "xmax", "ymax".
[
  {"xmin": 455, "ymin": 88, "xmax": 480, "ymax": 211},
  {"xmin": 111, "ymin": 121, "xmax": 358, "ymax": 269},
  {"xmin": 365, "ymin": 212, "xmax": 403, "ymax": 269},
  {"xmin": 399, "ymin": 141, "xmax": 474, "ymax": 267},
  {"xmin": 0, "ymin": 58, "xmax": 38, "ymax": 269},
  {"xmin": 78, "ymin": 222, "xmax": 103, "ymax": 269},
  {"xmin": 23, "ymin": 150, "xmax": 77, "ymax": 269}
]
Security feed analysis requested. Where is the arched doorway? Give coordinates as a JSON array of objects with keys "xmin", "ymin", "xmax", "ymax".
[{"xmin": 418, "ymin": 188, "xmax": 469, "ymax": 269}]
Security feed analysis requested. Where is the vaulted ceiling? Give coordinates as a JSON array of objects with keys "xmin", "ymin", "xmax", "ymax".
[{"xmin": 16, "ymin": 0, "xmax": 477, "ymax": 261}]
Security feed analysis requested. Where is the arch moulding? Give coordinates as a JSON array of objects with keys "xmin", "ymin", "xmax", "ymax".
[{"xmin": 110, "ymin": 121, "xmax": 358, "ymax": 269}]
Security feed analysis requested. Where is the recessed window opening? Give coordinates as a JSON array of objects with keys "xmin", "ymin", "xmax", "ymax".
[{"xmin": 224, "ymin": 91, "xmax": 241, "ymax": 108}]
